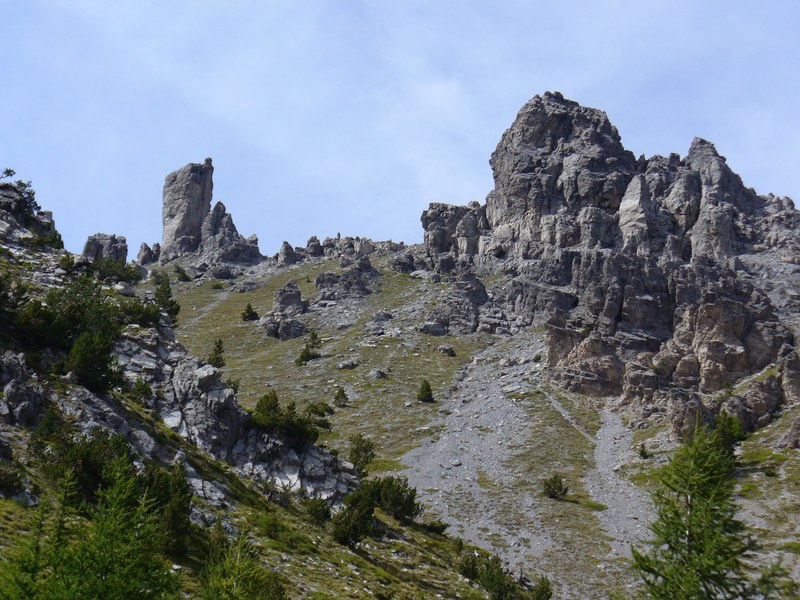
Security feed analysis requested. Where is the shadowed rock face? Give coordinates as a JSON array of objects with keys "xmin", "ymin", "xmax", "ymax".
[
  {"xmin": 160, "ymin": 158, "xmax": 261, "ymax": 265},
  {"xmin": 421, "ymin": 91, "xmax": 800, "ymax": 435}
]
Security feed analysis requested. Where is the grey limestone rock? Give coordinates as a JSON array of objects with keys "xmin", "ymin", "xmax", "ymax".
[
  {"xmin": 277, "ymin": 241, "xmax": 301, "ymax": 266},
  {"xmin": 137, "ymin": 242, "xmax": 160, "ymax": 265},
  {"xmin": 161, "ymin": 158, "xmax": 214, "ymax": 261},
  {"xmin": 83, "ymin": 233, "xmax": 128, "ymax": 262},
  {"xmin": 418, "ymin": 91, "xmax": 800, "ymax": 435},
  {"xmin": 160, "ymin": 158, "xmax": 261, "ymax": 265}
]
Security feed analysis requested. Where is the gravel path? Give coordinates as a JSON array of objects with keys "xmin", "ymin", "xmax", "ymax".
[
  {"xmin": 402, "ymin": 333, "xmax": 555, "ymax": 568},
  {"xmin": 401, "ymin": 332, "xmax": 655, "ymax": 595},
  {"xmin": 583, "ymin": 410, "xmax": 652, "ymax": 558}
]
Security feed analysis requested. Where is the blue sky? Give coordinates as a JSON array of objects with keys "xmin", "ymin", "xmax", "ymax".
[{"xmin": 2, "ymin": 1, "xmax": 799, "ymax": 256}]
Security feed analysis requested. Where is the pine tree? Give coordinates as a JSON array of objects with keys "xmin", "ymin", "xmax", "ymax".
[
  {"xmin": 241, "ymin": 303, "xmax": 259, "ymax": 321},
  {"xmin": 154, "ymin": 278, "xmax": 180, "ymax": 325},
  {"xmin": 207, "ymin": 339, "xmax": 225, "ymax": 368},
  {"xmin": 416, "ymin": 379, "xmax": 434, "ymax": 403},
  {"xmin": 348, "ymin": 433, "xmax": 376, "ymax": 478},
  {"xmin": 200, "ymin": 524, "xmax": 285, "ymax": 599},
  {"xmin": 632, "ymin": 426, "xmax": 780, "ymax": 599}
]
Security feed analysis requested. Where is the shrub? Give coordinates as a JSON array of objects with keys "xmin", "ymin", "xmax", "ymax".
[
  {"xmin": 373, "ymin": 476, "xmax": 421, "ymax": 523},
  {"xmin": 307, "ymin": 329, "xmax": 322, "ymax": 348},
  {"xmin": 225, "ymin": 378, "xmax": 240, "ymax": 394},
  {"xmin": 173, "ymin": 265, "xmax": 190, "ymax": 282},
  {"xmin": 118, "ymin": 296, "xmax": 161, "ymax": 327},
  {"xmin": 64, "ymin": 330, "xmax": 119, "ymax": 393},
  {"xmin": 0, "ymin": 460, "xmax": 23, "ymax": 497},
  {"xmin": 478, "ymin": 555, "xmax": 513, "ymax": 600},
  {"xmin": 129, "ymin": 377, "xmax": 153, "ymax": 405},
  {"xmin": 295, "ymin": 343, "xmax": 321, "ymax": 366},
  {"xmin": 424, "ymin": 519, "xmax": 450, "ymax": 534},
  {"xmin": 639, "ymin": 443, "xmax": 652, "ymax": 459},
  {"xmin": 530, "ymin": 576, "xmax": 554, "ymax": 600},
  {"xmin": 333, "ymin": 386, "xmax": 349, "ymax": 407},
  {"xmin": 348, "ymin": 433, "xmax": 376, "ymax": 478},
  {"xmin": 93, "ymin": 257, "xmax": 141, "ymax": 283},
  {"xmin": 332, "ymin": 486, "xmax": 376, "ymax": 546},
  {"xmin": 211, "ymin": 281, "xmax": 225, "ymax": 290},
  {"xmin": 303, "ymin": 497, "xmax": 331, "ymax": 526},
  {"xmin": 305, "ymin": 401, "xmax": 334, "ymax": 430},
  {"xmin": 207, "ymin": 339, "xmax": 225, "ymax": 368},
  {"xmin": 542, "ymin": 473, "xmax": 569, "ymax": 500},
  {"xmin": 251, "ymin": 390, "xmax": 319, "ymax": 450},
  {"xmin": 241, "ymin": 302, "xmax": 259, "ymax": 321},
  {"xmin": 140, "ymin": 462, "xmax": 193, "ymax": 556},
  {"xmin": 200, "ymin": 525, "xmax": 286, "ymax": 599},
  {"xmin": 457, "ymin": 552, "xmax": 480, "ymax": 580},
  {"xmin": 417, "ymin": 378, "xmax": 434, "ymax": 403}
]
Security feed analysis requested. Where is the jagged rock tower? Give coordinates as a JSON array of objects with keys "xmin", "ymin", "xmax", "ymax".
[{"xmin": 159, "ymin": 157, "xmax": 261, "ymax": 265}]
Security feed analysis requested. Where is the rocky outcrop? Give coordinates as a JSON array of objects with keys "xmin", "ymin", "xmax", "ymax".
[
  {"xmin": 82, "ymin": 233, "xmax": 128, "ymax": 262},
  {"xmin": 420, "ymin": 91, "xmax": 800, "ymax": 434},
  {"xmin": 315, "ymin": 256, "xmax": 379, "ymax": 301},
  {"xmin": 137, "ymin": 242, "xmax": 160, "ymax": 265},
  {"xmin": 160, "ymin": 158, "xmax": 262, "ymax": 265},
  {"xmin": 261, "ymin": 282, "xmax": 309, "ymax": 340},
  {"xmin": 114, "ymin": 322, "xmax": 356, "ymax": 498},
  {"xmin": 0, "ymin": 352, "xmax": 45, "ymax": 427},
  {"xmin": 0, "ymin": 183, "xmax": 58, "ymax": 245}
]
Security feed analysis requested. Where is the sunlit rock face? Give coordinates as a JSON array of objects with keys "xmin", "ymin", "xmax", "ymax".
[{"xmin": 421, "ymin": 91, "xmax": 800, "ymax": 435}]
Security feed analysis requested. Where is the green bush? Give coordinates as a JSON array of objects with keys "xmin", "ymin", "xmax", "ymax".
[
  {"xmin": 332, "ymin": 486, "xmax": 376, "ymax": 546},
  {"xmin": 0, "ymin": 460, "xmax": 24, "ymax": 497},
  {"xmin": 424, "ymin": 519, "xmax": 449, "ymax": 534},
  {"xmin": 241, "ymin": 302, "xmax": 259, "ymax": 321},
  {"xmin": 140, "ymin": 462, "xmax": 193, "ymax": 556},
  {"xmin": 542, "ymin": 473, "xmax": 569, "ymax": 500},
  {"xmin": 251, "ymin": 390, "xmax": 319, "ymax": 450},
  {"xmin": 200, "ymin": 525, "xmax": 286, "ymax": 599},
  {"xmin": 417, "ymin": 379, "xmax": 434, "ymax": 403},
  {"xmin": 305, "ymin": 401, "xmax": 334, "ymax": 430},
  {"xmin": 129, "ymin": 378, "xmax": 153, "ymax": 405},
  {"xmin": 118, "ymin": 297, "xmax": 161, "ymax": 327},
  {"xmin": 478, "ymin": 555, "xmax": 513, "ymax": 600},
  {"xmin": 307, "ymin": 329, "xmax": 322, "ymax": 348},
  {"xmin": 373, "ymin": 476, "xmax": 421, "ymax": 523},
  {"xmin": 64, "ymin": 330, "xmax": 119, "ymax": 393},
  {"xmin": 303, "ymin": 497, "xmax": 332, "ymax": 526},
  {"xmin": 530, "ymin": 575, "xmax": 554, "ymax": 600},
  {"xmin": 295, "ymin": 343, "xmax": 321, "ymax": 366},
  {"xmin": 333, "ymin": 386, "xmax": 349, "ymax": 407},
  {"xmin": 457, "ymin": 552, "xmax": 480, "ymax": 580},
  {"xmin": 174, "ymin": 265, "xmax": 190, "ymax": 282},
  {"xmin": 93, "ymin": 257, "xmax": 141, "ymax": 283},
  {"xmin": 348, "ymin": 433, "xmax": 376, "ymax": 478}
]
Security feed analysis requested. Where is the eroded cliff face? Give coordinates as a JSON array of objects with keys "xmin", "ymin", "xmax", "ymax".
[{"xmin": 421, "ymin": 91, "xmax": 800, "ymax": 435}]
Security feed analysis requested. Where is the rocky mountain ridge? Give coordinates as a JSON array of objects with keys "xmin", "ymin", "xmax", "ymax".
[
  {"xmin": 419, "ymin": 92, "xmax": 800, "ymax": 439},
  {"xmin": 7, "ymin": 91, "xmax": 800, "ymax": 596}
]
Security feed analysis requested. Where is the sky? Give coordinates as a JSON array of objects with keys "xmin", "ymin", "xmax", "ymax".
[{"xmin": 2, "ymin": 0, "xmax": 799, "ymax": 256}]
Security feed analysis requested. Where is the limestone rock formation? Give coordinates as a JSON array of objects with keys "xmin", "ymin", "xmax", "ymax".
[
  {"xmin": 82, "ymin": 233, "xmax": 128, "ymax": 262},
  {"xmin": 261, "ymin": 281, "xmax": 309, "ymax": 340},
  {"xmin": 160, "ymin": 158, "xmax": 262, "ymax": 265},
  {"xmin": 137, "ymin": 242, "xmax": 160, "ymax": 265},
  {"xmin": 420, "ymin": 91, "xmax": 800, "ymax": 433}
]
